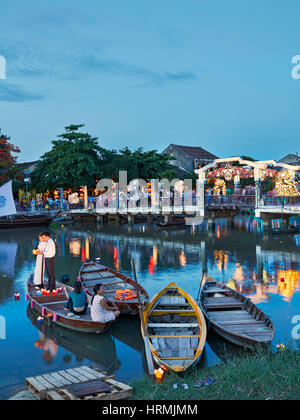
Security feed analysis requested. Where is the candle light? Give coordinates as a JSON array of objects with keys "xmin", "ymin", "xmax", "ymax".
[{"xmin": 154, "ymin": 368, "xmax": 165, "ymax": 380}]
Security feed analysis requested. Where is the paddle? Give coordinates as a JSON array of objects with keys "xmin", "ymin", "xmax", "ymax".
[
  {"xmin": 131, "ymin": 258, "xmax": 155, "ymax": 377},
  {"xmin": 196, "ymin": 270, "xmax": 207, "ymax": 303}
]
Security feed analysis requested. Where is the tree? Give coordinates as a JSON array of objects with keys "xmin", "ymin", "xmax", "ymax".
[
  {"xmin": 31, "ymin": 124, "xmax": 102, "ymax": 191},
  {"xmin": 0, "ymin": 130, "xmax": 23, "ymax": 186},
  {"xmin": 99, "ymin": 147, "xmax": 176, "ymax": 182}
]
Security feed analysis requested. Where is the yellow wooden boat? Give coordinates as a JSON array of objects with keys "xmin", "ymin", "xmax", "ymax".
[{"xmin": 142, "ymin": 282, "xmax": 207, "ymax": 373}]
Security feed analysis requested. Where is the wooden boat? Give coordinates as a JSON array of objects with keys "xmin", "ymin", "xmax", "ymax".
[
  {"xmin": 79, "ymin": 260, "xmax": 149, "ymax": 316},
  {"xmin": 142, "ymin": 282, "xmax": 207, "ymax": 372},
  {"xmin": 27, "ymin": 275, "xmax": 114, "ymax": 334},
  {"xmin": 0, "ymin": 213, "xmax": 57, "ymax": 230},
  {"xmin": 199, "ymin": 279, "xmax": 275, "ymax": 349},
  {"xmin": 155, "ymin": 217, "xmax": 185, "ymax": 228}
]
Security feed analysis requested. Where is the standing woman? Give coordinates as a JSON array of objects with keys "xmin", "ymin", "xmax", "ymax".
[{"xmin": 91, "ymin": 284, "xmax": 120, "ymax": 323}]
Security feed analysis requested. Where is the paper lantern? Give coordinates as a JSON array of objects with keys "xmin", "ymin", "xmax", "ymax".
[{"xmin": 154, "ymin": 368, "xmax": 165, "ymax": 380}]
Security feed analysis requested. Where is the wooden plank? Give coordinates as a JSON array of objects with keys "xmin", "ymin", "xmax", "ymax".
[
  {"xmin": 71, "ymin": 367, "xmax": 99, "ymax": 381},
  {"xmin": 60, "ymin": 389, "xmax": 80, "ymax": 400},
  {"xmin": 80, "ymin": 366, "xmax": 107, "ymax": 380},
  {"xmin": 26, "ymin": 377, "xmax": 48, "ymax": 392},
  {"xmin": 57, "ymin": 370, "xmax": 81, "ymax": 384},
  {"xmin": 204, "ymin": 288, "xmax": 228, "ymax": 294},
  {"xmin": 42, "ymin": 374, "xmax": 65, "ymax": 388},
  {"xmin": 148, "ymin": 323, "xmax": 199, "ymax": 328},
  {"xmin": 34, "ymin": 376, "xmax": 55, "ymax": 389},
  {"xmin": 151, "ymin": 310, "xmax": 196, "ymax": 316},
  {"xmin": 219, "ymin": 320, "xmax": 266, "ymax": 326},
  {"xmin": 50, "ymin": 372, "xmax": 72, "ymax": 386},
  {"xmin": 47, "ymin": 390, "xmax": 65, "ymax": 400},
  {"xmin": 65, "ymin": 368, "xmax": 90, "ymax": 383},
  {"xmin": 105, "ymin": 378, "xmax": 132, "ymax": 391},
  {"xmin": 161, "ymin": 356, "xmax": 195, "ymax": 360},
  {"xmin": 148, "ymin": 334, "xmax": 201, "ymax": 338}
]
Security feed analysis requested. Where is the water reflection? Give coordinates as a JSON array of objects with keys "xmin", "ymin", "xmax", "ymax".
[{"xmin": 0, "ymin": 216, "xmax": 300, "ymax": 399}]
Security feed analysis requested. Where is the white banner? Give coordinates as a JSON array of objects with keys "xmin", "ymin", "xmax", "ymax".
[{"xmin": 0, "ymin": 181, "xmax": 17, "ymax": 217}]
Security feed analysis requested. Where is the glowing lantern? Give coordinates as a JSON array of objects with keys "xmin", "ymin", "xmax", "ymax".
[
  {"xmin": 52, "ymin": 289, "xmax": 58, "ymax": 295},
  {"xmin": 154, "ymin": 368, "xmax": 165, "ymax": 380}
]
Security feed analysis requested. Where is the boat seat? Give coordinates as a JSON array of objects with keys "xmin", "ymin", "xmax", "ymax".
[{"xmin": 148, "ymin": 323, "xmax": 199, "ymax": 328}]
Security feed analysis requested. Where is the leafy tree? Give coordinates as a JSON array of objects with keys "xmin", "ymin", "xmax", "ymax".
[
  {"xmin": 0, "ymin": 130, "xmax": 23, "ymax": 186},
  {"xmin": 99, "ymin": 147, "xmax": 175, "ymax": 182},
  {"xmin": 31, "ymin": 124, "xmax": 102, "ymax": 191}
]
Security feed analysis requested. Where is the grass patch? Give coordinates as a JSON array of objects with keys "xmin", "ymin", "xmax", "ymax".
[{"xmin": 130, "ymin": 347, "xmax": 300, "ymax": 400}]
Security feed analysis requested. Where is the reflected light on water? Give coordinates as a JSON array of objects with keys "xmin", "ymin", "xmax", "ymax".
[
  {"xmin": 277, "ymin": 270, "xmax": 300, "ymax": 302},
  {"xmin": 69, "ymin": 238, "xmax": 81, "ymax": 256},
  {"xmin": 179, "ymin": 250, "xmax": 187, "ymax": 267}
]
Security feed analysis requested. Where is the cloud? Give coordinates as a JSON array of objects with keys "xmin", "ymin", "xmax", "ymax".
[
  {"xmin": 0, "ymin": 82, "xmax": 44, "ymax": 102},
  {"xmin": 1, "ymin": 31, "xmax": 197, "ymax": 86},
  {"xmin": 76, "ymin": 55, "xmax": 197, "ymax": 86}
]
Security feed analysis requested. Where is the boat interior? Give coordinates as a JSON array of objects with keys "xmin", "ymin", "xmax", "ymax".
[
  {"xmin": 81, "ymin": 262, "xmax": 144, "ymax": 304},
  {"xmin": 147, "ymin": 288, "xmax": 201, "ymax": 367}
]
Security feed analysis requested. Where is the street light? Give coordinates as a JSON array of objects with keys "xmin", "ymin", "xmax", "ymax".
[{"xmin": 24, "ymin": 171, "xmax": 30, "ymax": 213}]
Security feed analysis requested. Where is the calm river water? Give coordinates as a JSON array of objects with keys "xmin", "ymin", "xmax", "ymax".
[{"xmin": 0, "ymin": 216, "xmax": 300, "ymax": 399}]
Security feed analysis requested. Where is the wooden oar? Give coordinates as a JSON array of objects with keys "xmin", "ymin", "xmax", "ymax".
[
  {"xmin": 131, "ymin": 258, "xmax": 154, "ymax": 377},
  {"xmin": 196, "ymin": 271, "xmax": 207, "ymax": 303}
]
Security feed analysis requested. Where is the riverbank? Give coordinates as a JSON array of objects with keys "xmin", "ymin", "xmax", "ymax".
[{"xmin": 130, "ymin": 347, "xmax": 300, "ymax": 400}]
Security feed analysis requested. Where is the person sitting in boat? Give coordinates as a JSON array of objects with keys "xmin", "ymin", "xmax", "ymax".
[
  {"xmin": 91, "ymin": 284, "xmax": 120, "ymax": 323},
  {"xmin": 64, "ymin": 281, "xmax": 88, "ymax": 316}
]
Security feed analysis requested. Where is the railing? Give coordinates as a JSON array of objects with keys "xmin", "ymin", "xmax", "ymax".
[
  {"xmin": 261, "ymin": 196, "xmax": 300, "ymax": 207},
  {"xmin": 206, "ymin": 195, "xmax": 256, "ymax": 207}
]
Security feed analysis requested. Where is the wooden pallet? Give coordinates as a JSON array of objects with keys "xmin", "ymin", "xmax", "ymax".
[{"xmin": 25, "ymin": 366, "xmax": 132, "ymax": 401}]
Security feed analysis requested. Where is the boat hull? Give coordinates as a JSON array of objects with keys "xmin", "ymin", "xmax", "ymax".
[
  {"xmin": 27, "ymin": 278, "xmax": 113, "ymax": 334},
  {"xmin": 200, "ymin": 280, "xmax": 275, "ymax": 349},
  {"xmin": 143, "ymin": 282, "xmax": 207, "ymax": 373},
  {"xmin": 0, "ymin": 214, "xmax": 56, "ymax": 230}
]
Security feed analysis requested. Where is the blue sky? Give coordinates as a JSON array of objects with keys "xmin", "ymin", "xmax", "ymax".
[{"xmin": 0, "ymin": 0, "xmax": 300, "ymax": 162}]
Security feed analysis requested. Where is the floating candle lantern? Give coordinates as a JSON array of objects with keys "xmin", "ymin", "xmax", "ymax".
[
  {"xmin": 14, "ymin": 292, "xmax": 20, "ymax": 299},
  {"xmin": 154, "ymin": 368, "xmax": 165, "ymax": 380},
  {"xmin": 52, "ymin": 289, "xmax": 58, "ymax": 295}
]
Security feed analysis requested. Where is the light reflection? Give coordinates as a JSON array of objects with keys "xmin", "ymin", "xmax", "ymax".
[
  {"xmin": 277, "ymin": 270, "xmax": 300, "ymax": 302},
  {"xmin": 179, "ymin": 250, "xmax": 187, "ymax": 267},
  {"xmin": 35, "ymin": 332, "xmax": 58, "ymax": 363},
  {"xmin": 69, "ymin": 238, "xmax": 81, "ymax": 256}
]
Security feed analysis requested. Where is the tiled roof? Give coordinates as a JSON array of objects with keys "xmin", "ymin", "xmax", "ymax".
[{"xmin": 166, "ymin": 144, "xmax": 219, "ymax": 160}]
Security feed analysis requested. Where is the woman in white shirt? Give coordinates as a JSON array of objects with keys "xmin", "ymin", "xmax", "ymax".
[{"xmin": 91, "ymin": 284, "xmax": 120, "ymax": 323}]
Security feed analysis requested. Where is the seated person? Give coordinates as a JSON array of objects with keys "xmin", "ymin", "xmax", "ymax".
[
  {"xmin": 65, "ymin": 281, "xmax": 88, "ymax": 316},
  {"xmin": 91, "ymin": 284, "xmax": 120, "ymax": 323}
]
